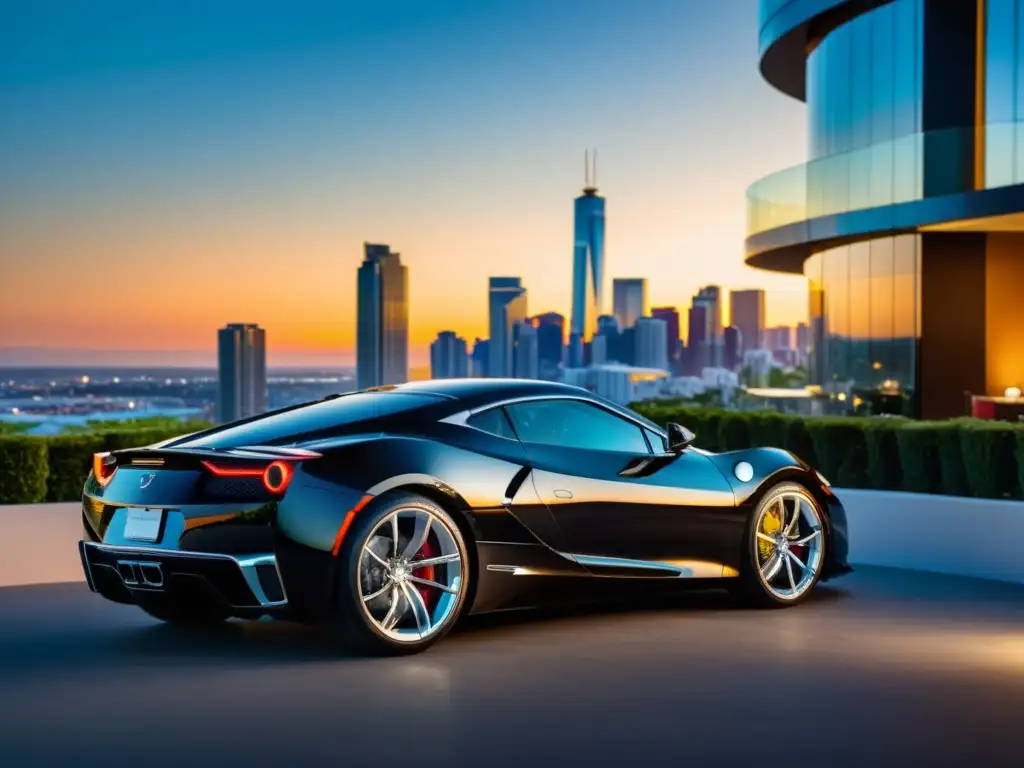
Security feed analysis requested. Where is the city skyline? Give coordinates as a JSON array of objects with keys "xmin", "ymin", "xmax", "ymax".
[{"xmin": 0, "ymin": 0, "xmax": 809, "ymax": 369}]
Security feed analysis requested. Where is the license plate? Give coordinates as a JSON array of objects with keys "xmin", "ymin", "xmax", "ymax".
[{"xmin": 124, "ymin": 508, "xmax": 163, "ymax": 542}]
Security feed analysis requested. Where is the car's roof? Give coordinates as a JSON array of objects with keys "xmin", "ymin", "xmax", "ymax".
[
  {"xmin": 380, "ymin": 378, "xmax": 592, "ymax": 402},
  {"xmin": 380, "ymin": 378, "xmax": 664, "ymax": 434}
]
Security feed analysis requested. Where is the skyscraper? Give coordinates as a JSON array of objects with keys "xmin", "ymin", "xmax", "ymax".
[
  {"xmin": 612, "ymin": 278, "xmax": 647, "ymax": 330},
  {"xmin": 634, "ymin": 316, "xmax": 669, "ymax": 372},
  {"xmin": 470, "ymin": 338, "xmax": 490, "ymax": 378},
  {"xmin": 571, "ymin": 150, "xmax": 606, "ymax": 342},
  {"xmin": 430, "ymin": 331, "xmax": 469, "ymax": 379},
  {"xmin": 723, "ymin": 326, "xmax": 742, "ymax": 372},
  {"xmin": 764, "ymin": 326, "xmax": 793, "ymax": 351},
  {"xmin": 685, "ymin": 304, "xmax": 710, "ymax": 375},
  {"xmin": 217, "ymin": 323, "xmax": 267, "ymax": 423},
  {"xmin": 651, "ymin": 306, "xmax": 681, "ymax": 374},
  {"xmin": 512, "ymin": 321, "xmax": 539, "ymax": 379},
  {"xmin": 488, "ymin": 277, "xmax": 527, "ymax": 378},
  {"xmin": 729, "ymin": 289, "xmax": 765, "ymax": 353},
  {"xmin": 357, "ymin": 243, "xmax": 408, "ymax": 389},
  {"xmin": 796, "ymin": 322, "xmax": 810, "ymax": 354},
  {"xmin": 532, "ymin": 312, "xmax": 565, "ymax": 380},
  {"xmin": 692, "ymin": 286, "xmax": 722, "ymax": 367}
]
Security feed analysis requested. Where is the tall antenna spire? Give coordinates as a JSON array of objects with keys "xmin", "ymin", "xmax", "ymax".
[{"xmin": 583, "ymin": 147, "xmax": 598, "ymax": 195}]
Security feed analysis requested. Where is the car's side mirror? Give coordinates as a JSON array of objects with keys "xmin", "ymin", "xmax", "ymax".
[{"xmin": 666, "ymin": 422, "xmax": 696, "ymax": 453}]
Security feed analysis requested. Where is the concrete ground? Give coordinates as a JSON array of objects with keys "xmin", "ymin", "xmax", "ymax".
[{"xmin": 0, "ymin": 565, "xmax": 1022, "ymax": 767}]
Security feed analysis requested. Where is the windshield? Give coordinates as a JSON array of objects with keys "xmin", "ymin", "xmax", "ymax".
[{"xmin": 175, "ymin": 392, "xmax": 446, "ymax": 449}]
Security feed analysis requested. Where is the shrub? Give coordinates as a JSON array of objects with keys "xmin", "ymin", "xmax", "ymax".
[
  {"xmin": 864, "ymin": 420, "xmax": 904, "ymax": 491},
  {"xmin": 895, "ymin": 422, "xmax": 944, "ymax": 494},
  {"xmin": 99, "ymin": 427, "xmax": 191, "ymax": 453},
  {"xmin": 959, "ymin": 420, "xmax": 1021, "ymax": 498},
  {"xmin": 748, "ymin": 412, "xmax": 787, "ymax": 449},
  {"xmin": 806, "ymin": 418, "xmax": 870, "ymax": 488},
  {"xmin": 782, "ymin": 416, "xmax": 817, "ymax": 465},
  {"xmin": 1016, "ymin": 430, "xmax": 1024, "ymax": 497},
  {"xmin": 718, "ymin": 412, "xmax": 752, "ymax": 452},
  {"xmin": 698, "ymin": 411, "xmax": 723, "ymax": 452},
  {"xmin": 46, "ymin": 434, "xmax": 104, "ymax": 502},
  {"xmin": 935, "ymin": 420, "xmax": 970, "ymax": 496},
  {"xmin": 0, "ymin": 436, "xmax": 49, "ymax": 504}
]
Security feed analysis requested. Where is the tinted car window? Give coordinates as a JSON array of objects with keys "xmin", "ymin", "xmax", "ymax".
[
  {"xmin": 467, "ymin": 408, "xmax": 518, "ymax": 439},
  {"xmin": 505, "ymin": 399, "xmax": 650, "ymax": 454},
  {"xmin": 644, "ymin": 428, "xmax": 667, "ymax": 452},
  {"xmin": 179, "ymin": 393, "xmax": 445, "ymax": 448}
]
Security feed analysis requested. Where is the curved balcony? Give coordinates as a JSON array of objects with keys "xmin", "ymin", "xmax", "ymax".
[
  {"xmin": 758, "ymin": 0, "xmax": 894, "ymax": 99},
  {"xmin": 745, "ymin": 123, "xmax": 1024, "ymax": 272}
]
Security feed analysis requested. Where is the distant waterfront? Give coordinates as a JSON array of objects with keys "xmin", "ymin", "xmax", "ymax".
[{"xmin": 0, "ymin": 366, "xmax": 356, "ymax": 434}]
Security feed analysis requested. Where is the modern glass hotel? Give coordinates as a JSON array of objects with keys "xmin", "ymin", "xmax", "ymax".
[{"xmin": 749, "ymin": 0, "xmax": 1024, "ymax": 418}]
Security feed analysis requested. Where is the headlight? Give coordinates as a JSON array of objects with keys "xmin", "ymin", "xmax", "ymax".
[{"xmin": 815, "ymin": 470, "xmax": 831, "ymax": 487}]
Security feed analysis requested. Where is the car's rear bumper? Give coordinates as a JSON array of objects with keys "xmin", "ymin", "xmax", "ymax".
[{"xmin": 79, "ymin": 541, "xmax": 290, "ymax": 618}]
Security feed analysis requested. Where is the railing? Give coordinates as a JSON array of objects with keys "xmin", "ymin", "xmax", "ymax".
[{"xmin": 746, "ymin": 124, "xmax": 1024, "ymax": 237}]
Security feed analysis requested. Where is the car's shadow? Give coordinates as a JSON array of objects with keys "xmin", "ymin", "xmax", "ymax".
[{"xmin": 0, "ymin": 584, "xmax": 851, "ymax": 682}]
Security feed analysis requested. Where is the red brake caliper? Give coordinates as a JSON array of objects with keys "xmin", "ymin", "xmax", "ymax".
[{"xmin": 412, "ymin": 536, "xmax": 438, "ymax": 609}]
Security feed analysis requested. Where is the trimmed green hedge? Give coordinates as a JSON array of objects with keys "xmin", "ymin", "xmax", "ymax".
[
  {"xmin": 0, "ymin": 422, "xmax": 211, "ymax": 504},
  {"xmin": 5, "ymin": 409, "xmax": 1024, "ymax": 503},
  {"xmin": 0, "ymin": 437, "xmax": 49, "ymax": 504},
  {"xmin": 630, "ymin": 401, "xmax": 1024, "ymax": 500}
]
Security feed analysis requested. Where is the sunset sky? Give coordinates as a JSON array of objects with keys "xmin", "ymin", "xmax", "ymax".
[{"xmin": 0, "ymin": 0, "xmax": 809, "ymax": 367}]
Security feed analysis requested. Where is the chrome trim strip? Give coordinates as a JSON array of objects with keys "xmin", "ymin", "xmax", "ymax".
[
  {"xmin": 79, "ymin": 541, "xmax": 97, "ymax": 593},
  {"xmin": 82, "ymin": 542, "xmax": 288, "ymax": 608},
  {"xmin": 477, "ymin": 540, "xmax": 542, "ymax": 546},
  {"xmin": 484, "ymin": 564, "xmax": 583, "ymax": 577},
  {"xmin": 235, "ymin": 554, "xmax": 289, "ymax": 608},
  {"xmin": 570, "ymin": 553, "xmax": 732, "ymax": 579},
  {"xmin": 484, "ymin": 551, "xmax": 736, "ymax": 579},
  {"xmin": 233, "ymin": 446, "xmax": 322, "ymax": 459}
]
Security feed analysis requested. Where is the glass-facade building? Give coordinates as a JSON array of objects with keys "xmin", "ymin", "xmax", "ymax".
[
  {"xmin": 749, "ymin": 0, "xmax": 1024, "ymax": 418},
  {"xmin": 488, "ymin": 277, "xmax": 528, "ymax": 378},
  {"xmin": 217, "ymin": 323, "xmax": 267, "ymax": 423},
  {"xmin": 571, "ymin": 172, "xmax": 606, "ymax": 343},
  {"xmin": 356, "ymin": 243, "xmax": 409, "ymax": 389}
]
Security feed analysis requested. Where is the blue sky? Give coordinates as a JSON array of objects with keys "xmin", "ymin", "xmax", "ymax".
[{"xmin": 0, "ymin": 0, "xmax": 808, "ymax": 366}]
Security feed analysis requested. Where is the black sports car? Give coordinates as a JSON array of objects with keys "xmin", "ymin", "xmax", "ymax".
[{"xmin": 79, "ymin": 379, "xmax": 851, "ymax": 655}]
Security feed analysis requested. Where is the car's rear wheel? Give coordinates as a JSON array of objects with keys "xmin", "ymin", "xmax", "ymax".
[
  {"xmin": 734, "ymin": 482, "xmax": 826, "ymax": 608},
  {"xmin": 137, "ymin": 597, "xmax": 230, "ymax": 625},
  {"xmin": 328, "ymin": 492, "xmax": 470, "ymax": 656}
]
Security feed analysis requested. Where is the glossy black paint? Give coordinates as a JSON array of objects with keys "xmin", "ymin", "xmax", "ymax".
[{"xmin": 78, "ymin": 379, "xmax": 850, "ymax": 622}]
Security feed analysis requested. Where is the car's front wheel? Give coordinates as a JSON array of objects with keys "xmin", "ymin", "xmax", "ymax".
[
  {"xmin": 734, "ymin": 482, "xmax": 826, "ymax": 608},
  {"xmin": 328, "ymin": 492, "xmax": 471, "ymax": 655}
]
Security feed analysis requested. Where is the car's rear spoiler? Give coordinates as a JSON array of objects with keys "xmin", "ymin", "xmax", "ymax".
[{"xmin": 111, "ymin": 445, "xmax": 322, "ymax": 468}]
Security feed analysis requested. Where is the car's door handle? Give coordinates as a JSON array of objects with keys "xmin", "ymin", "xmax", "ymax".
[{"xmin": 553, "ymin": 489, "xmax": 573, "ymax": 499}]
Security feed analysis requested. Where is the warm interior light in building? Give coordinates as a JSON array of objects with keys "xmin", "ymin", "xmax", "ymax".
[
  {"xmin": 837, "ymin": 392, "xmax": 847, "ymax": 402},
  {"xmin": 1005, "ymin": 387, "xmax": 1022, "ymax": 400},
  {"xmin": 872, "ymin": 361, "xmax": 883, "ymax": 370}
]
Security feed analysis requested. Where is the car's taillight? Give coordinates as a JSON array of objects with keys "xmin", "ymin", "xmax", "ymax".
[
  {"xmin": 200, "ymin": 460, "xmax": 295, "ymax": 495},
  {"xmin": 262, "ymin": 461, "xmax": 293, "ymax": 493},
  {"xmin": 93, "ymin": 452, "xmax": 117, "ymax": 487}
]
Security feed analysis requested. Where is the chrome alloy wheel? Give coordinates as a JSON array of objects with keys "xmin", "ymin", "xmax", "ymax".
[
  {"xmin": 754, "ymin": 489, "xmax": 824, "ymax": 601},
  {"xmin": 357, "ymin": 506, "xmax": 465, "ymax": 643}
]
